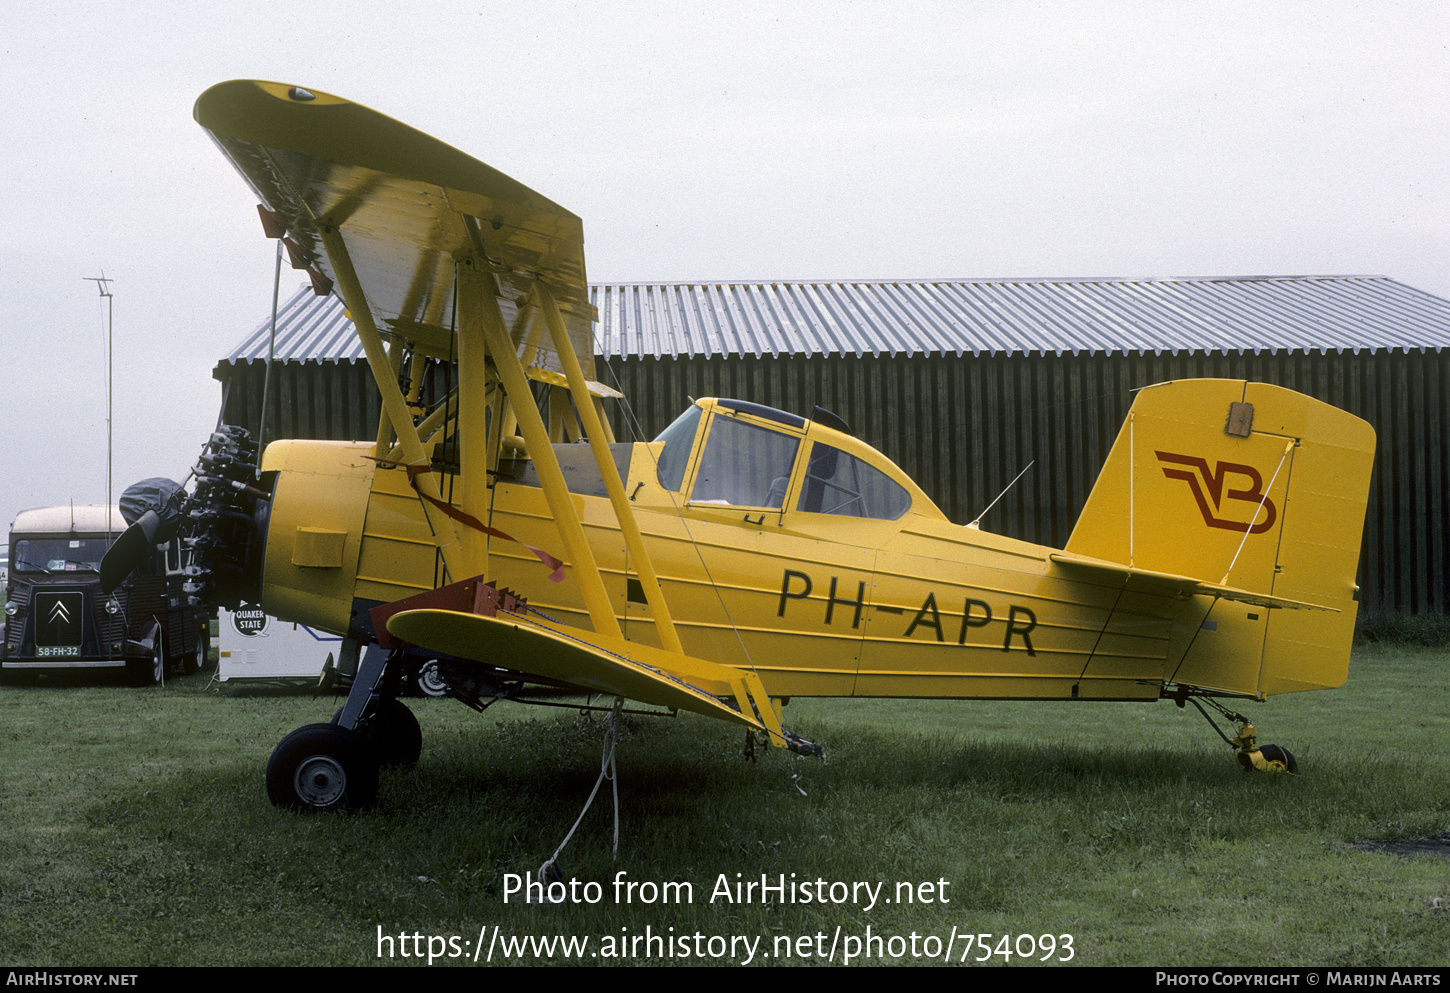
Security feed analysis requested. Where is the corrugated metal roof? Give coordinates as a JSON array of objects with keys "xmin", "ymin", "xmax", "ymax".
[
  {"xmin": 224, "ymin": 283, "xmax": 364, "ymax": 364},
  {"xmin": 221, "ymin": 276, "xmax": 1450, "ymax": 364}
]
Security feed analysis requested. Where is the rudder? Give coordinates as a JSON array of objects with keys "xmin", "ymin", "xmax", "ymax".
[{"xmin": 1066, "ymin": 379, "xmax": 1375, "ymax": 695}]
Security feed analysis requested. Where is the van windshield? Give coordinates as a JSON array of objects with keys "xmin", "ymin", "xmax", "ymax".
[{"xmin": 12, "ymin": 537, "xmax": 112, "ymax": 574}]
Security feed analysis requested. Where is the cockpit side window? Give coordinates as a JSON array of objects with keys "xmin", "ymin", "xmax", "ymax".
[
  {"xmin": 691, "ymin": 416, "xmax": 800, "ymax": 509},
  {"xmin": 653, "ymin": 405, "xmax": 703, "ymax": 492},
  {"xmin": 797, "ymin": 442, "xmax": 912, "ymax": 520}
]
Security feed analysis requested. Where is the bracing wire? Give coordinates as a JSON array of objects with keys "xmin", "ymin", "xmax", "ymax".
[
  {"xmin": 590, "ymin": 350, "xmax": 766, "ymax": 685},
  {"xmin": 537, "ymin": 696, "xmax": 623, "ymax": 887}
]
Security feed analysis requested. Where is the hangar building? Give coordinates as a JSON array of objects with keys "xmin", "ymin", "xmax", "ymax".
[{"xmin": 214, "ymin": 275, "xmax": 1450, "ymax": 616}]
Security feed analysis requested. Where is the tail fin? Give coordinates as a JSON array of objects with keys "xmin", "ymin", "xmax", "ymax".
[{"xmin": 1066, "ymin": 380, "xmax": 1375, "ymax": 696}]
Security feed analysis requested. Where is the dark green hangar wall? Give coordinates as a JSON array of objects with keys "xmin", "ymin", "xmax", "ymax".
[
  {"xmin": 215, "ymin": 276, "xmax": 1450, "ymax": 614},
  {"xmin": 600, "ymin": 348, "xmax": 1447, "ymax": 616},
  {"xmin": 219, "ymin": 359, "xmax": 383, "ymax": 446},
  {"xmin": 215, "ymin": 347, "xmax": 1446, "ymax": 614}
]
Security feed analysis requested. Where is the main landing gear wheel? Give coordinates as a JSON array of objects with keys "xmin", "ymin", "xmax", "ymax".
[
  {"xmin": 359, "ymin": 698, "xmax": 423, "ymax": 769},
  {"xmin": 331, "ymin": 698, "xmax": 423, "ymax": 769},
  {"xmin": 267, "ymin": 723, "xmax": 380, "ymax": 812}
]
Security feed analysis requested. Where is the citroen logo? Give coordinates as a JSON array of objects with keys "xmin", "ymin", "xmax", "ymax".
[{"xmin": 37, "ymin": 591, "xmax": 83, "ymax": 651}]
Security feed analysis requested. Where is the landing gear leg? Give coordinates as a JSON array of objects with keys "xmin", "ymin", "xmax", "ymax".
[
  {"xmin": 268, "ymin": 643, "xmax": 415, "ymax": 811},
  {"xmin": 334, "ymin": 643, "xmax": 392, "ymax": 731},
  {"xmin": 1176, "ymin": 691, "xmax": 1298, "ymax": 774}
]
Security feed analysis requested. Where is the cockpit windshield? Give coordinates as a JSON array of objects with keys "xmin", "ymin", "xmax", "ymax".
[
  {"xmin": 653, "ymin": 405, "xmax": 703, "ymax": 492},
  {"xmin": 652, "ymin": 399, "xmax": 919, "ymax": 520}
]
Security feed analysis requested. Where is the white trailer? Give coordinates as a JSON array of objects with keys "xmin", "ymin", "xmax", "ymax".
[
  {"xmin": 216, "ymin": 603, "xmax": 447, "ymax": 696},
  {"xmin": 217, "ymin": 603, "xmax": 341, "ymax": 684}
]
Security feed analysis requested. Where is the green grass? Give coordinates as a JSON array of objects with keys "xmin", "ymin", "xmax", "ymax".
[
  {"xmin": 1356, "ymin": 611, "xmax": 1450, "ymax": 647},
  {"xmin": 1, "ymin": 644, "xmax": 1448, "ymax": 967}
]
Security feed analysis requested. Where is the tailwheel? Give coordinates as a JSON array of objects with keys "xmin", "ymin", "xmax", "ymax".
[
  {"xmin": 1232, "ymin": 728, "xmax": 1298, "ymax": 774},
  {"xmin": 267, "ymin": 723, "xmax": 380, "ymax": 812},
  {"xmin": 1253, "ymin": 744, "xmax": 1297, "ymax": 774},
  {"xmin": 1176, "ymin": 691, "xmax": 1298, "ymax": 774}
]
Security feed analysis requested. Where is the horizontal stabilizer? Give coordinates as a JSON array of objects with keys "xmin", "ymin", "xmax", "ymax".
[{"xmin": 1048, "ymin": 552, "xmax": 1336, "ymax": 612}]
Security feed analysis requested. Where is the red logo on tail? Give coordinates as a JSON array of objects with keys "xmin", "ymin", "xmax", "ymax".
[{"xmin": 1155, "ymin": 451, "xmax": 1277, "ymax": 534}]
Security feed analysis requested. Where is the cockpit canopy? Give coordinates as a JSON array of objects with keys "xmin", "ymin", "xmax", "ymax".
[{"xmin": 652, "ymin": 398, "xmax": 939, "ymax": 522}]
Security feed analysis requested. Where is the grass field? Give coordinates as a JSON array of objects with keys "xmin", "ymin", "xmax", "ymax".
[{"xmin": 1, "ymin": 643, "xmax": 1447, "ymax": 967}]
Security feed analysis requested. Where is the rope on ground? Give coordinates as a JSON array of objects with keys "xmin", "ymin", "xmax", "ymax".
[{"xmin": 535, "ymin": 697, "xmax": 623, "ymax": 900}]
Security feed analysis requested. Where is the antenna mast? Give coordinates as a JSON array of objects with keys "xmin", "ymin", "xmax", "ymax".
[
  {"xmin": 968, "ymin": 460, "xmax": 1034, "ymax": 530},
  {"xmin": 84, "ymin": 274, "xmax": 114, "ymax": 538}
]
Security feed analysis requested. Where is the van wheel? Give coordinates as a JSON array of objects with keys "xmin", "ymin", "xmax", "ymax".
[
  {"xmin": 267, "ymin": 723, "xmax": 379, "ymax": 812},
  {"xmin": 183, "ymin": 633, "xmax": 204, "ymax": 676},
  {"xmin": 130, "ymin": 637, "xmax": 164, "ymax": 686}
]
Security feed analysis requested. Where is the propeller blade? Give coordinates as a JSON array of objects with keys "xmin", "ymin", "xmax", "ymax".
[{"xmin": 100, "ymin": 510, "xmax": 161, "ymax": 593}]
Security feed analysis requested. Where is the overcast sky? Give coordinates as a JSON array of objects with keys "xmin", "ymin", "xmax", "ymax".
[{"xmin": 2, "ymin": 0, "xmax": 1447, "ymax": 528}]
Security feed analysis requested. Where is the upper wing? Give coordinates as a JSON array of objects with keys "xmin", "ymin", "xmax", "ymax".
[{"xmin": 194, "ymin": 79, "xmax": 603, "ymax": 389}]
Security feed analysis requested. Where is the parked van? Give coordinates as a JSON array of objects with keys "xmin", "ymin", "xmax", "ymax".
[{"xmin": 1, "ymin": 505, "xmax": 210, "ymax": 684}]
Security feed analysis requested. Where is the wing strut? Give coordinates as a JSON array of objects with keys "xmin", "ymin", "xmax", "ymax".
[
  {"xmin": 450, "ymin": 243, "xmax": 686, "ymax": 655},
  {"xmin": 319, "ymin": 225, "xmax": 466, "ymax": 582},
  {"xmin": 535, "ymin": 282, "xmax": 684, "ymax": 655},
  {"xmin": 456, "ymin": 256, "xmax": 623, "ymax": 638}
]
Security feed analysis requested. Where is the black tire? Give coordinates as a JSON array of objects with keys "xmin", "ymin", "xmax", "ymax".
[
  {"xmin": 1259, "ymin": 744, "xmax": 1298, "ymax": 774},
  {"xmin": 415, "ymin": 659, "xmax": 448, "ymax": 698},
  {"xmin": 360, "ymin": 697, "xmax": 423, "ymax": 769},
  {"xmin": 182, "ymin": 630, "xmax": 204, "ymax": 676},
  {"xmin": 266, "ymin": 723, "xmax": 379, "ymax": 812},
  {"xmin": 130, "ymin": 635, "xmax": 164, "ymax": 687},
  {"xmin": 197, "ymin": 625, "xmax": 215, "ymax": 673}
]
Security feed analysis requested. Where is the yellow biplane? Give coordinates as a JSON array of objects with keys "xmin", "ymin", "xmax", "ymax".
[{"xmin": 106, "ymin": 81, "xmax": 1375, "ymax": 812}]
